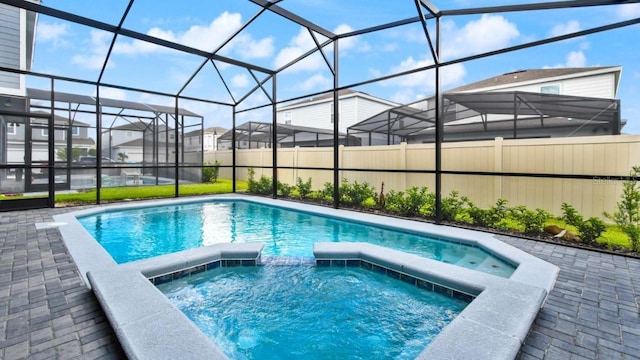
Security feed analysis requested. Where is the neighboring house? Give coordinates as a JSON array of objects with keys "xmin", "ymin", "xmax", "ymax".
[
  {"xmin": 349, "ymin": 66, "xmax": 623, "ymax": 144},
  {"xmin": 203, "ymin": 126, "xmax": 227, "ymax": 151},
  {"xmin": 277, "ymin": 89, "xmax": 400, "ymax": 133},
  {"xmin": 184, "ymin": 126, "xmax": 227, "ymax": 152},
  {"xmin": 101, "ymin": 122, "xmax": 146, "ymax": 162},
  {"xmin": 5, "ymin": 113, "xmax": 95, "ymax": 163},
  {"xmin": 110, "ymin": 138, "xmax": 144, "ymax": 163}
]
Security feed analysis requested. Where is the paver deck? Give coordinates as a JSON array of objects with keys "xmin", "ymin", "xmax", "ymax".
[{"xmin": 0, "ymin": 206, "xmax": 638, "ymax": 359}]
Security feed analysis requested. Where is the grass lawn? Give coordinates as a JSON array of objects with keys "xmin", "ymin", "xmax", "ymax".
[{"xmin": 54, "ymin": 179, "xmax": 247, "ymax": 205}]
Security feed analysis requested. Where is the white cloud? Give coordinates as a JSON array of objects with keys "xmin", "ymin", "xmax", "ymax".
[
  {"xmin": 235, "ymin": 35, "xmax": 274, "ymax": 59},
  {"xmin": 549, "ymin": 20, "xmax": 581, "ymax": 38},
  {"xmin": 96, "ymin": 87, "xmax": 127, "ymax": 100},
  {"xmin": 544, "ymin": 50, "xmax": 588, "ymax": 68},
  {"xmin": 71, "ymin": 30, "xmax": 112, "ymax": 70},
  {"xmin": 616, "ymin": 4, "xmax": 640, "ymax": 19},
  {"xmin": 231, "ymin": 74, "xmax": 249, "ymax": 88},
  {"xmin": 297, "ymin": 73, "xmax": 332, "ymax": 91},
  {"xmin": 335, "ymin": 24, "xmax": 369, "ymax": 52},
  {"xmin": 36, "ymin": 22, "xmax": 71, "ymax": 48},
  {"xmin": 389, "ymin": 57, "xmax": 466, "ymax": 89},
  {"xmin": 274, "ymin": 23, "xmax": 366, "ymax": 72},
  {"xmin": 274, "ymin": 27, "xmax": 327, "ymax": 71},
  {"xmin": 113, "ymin": 12, "xmax": 273, "ymax": 59},
  {"xmin": 441, "ymin": 14, "xmax": 520, "ymax": 59},
  {"xmin": 71, "ymin": 54, "xmax": 109, "ymax": 70},
  {"xmin": 565, "ymin": 51, "xmax": 587, "ymax": 67}
]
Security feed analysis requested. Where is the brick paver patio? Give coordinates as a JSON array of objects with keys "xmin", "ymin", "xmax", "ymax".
[{"xmin": 0, "ymin": 206, "xmax": 638, "ymax": 359}]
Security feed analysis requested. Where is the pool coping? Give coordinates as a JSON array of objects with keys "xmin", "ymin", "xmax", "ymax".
[{"xmin": 53, "ymin": 194, "xmax": 559, "ymax": 360}]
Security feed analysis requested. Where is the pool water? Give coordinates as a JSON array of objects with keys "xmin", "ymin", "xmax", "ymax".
[
  {"xmin": 158, "ymin": 265, "xmax": 469, "ymax": 360},
  {"xmin": 79, "ymin": 200, "xmax": 515, "ymax": 277}
]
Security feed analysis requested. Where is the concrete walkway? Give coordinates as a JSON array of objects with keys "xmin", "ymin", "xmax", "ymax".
[{"xmin": 0, "ymin": 206, "xmax": 638, "ymax": 359}]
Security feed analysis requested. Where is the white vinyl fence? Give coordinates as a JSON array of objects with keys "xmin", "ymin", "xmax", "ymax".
[{"xmin": 205, "ymin": 135, "xmax": 640, "ymax": 218}]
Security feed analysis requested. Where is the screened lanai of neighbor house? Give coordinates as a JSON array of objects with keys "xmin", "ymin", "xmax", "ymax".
[
  {"xmin": 348, "ymin": 91, "xmax": 622, "ymax": 145},
  {"xmin": 217, "ymin": 121, "xmax": 359, "ymax": 149}
]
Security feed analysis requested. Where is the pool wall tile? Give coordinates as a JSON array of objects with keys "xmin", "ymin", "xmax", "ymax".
[
  {"xmin": 154, "ymin": 274, "xmax": 173, "ymax": 285},
  {"xmin": 386, "ymin": 269, "xmax": 401, "ymax": 279},
  {"xmin": 316, "ymin": 259, "xmax": 330, "ymax": 267},
  {"xmin": 346, "ymin": 260, "xmax": 360, "ymax": 267},
  {"xmin": 331, "ymin": 259, "xmax": 346, "ymax": 267},
  {"xmin": 206, "ymin": 261, "xmax": 220, "ymax": 270},
  {"xmin": 372, "ymin": 264, "xmax": 386, "ymax": 275},
  {"xmin": 191, "ymin": 265, "xmax": 206, "ymax": 275},
  {"xmin": 400, "ymin": 273, "xmax": 416, "ymax": 285},
  {"xmin": 417, "ymin": 279, "xmax": 434, "ymax": 291}
]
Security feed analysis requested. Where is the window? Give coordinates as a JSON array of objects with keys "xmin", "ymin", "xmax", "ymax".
[
  {"xmin": 126, "ymin": 131, "xmax": 132, "ymax": 137},
  {"xmin": 540, "ymin": 85, "xmax": 560, "ymax": 95},
  {"xmin": 284, "ymin": 111, "xmax": 292, "ymax": 121},
  {"xmin": 41, "ymin": 128, "xmax": 48, "ymax": 137},
  {"xmin": 285, "ymin": 120, "xmax": 291, "ymax": 125},
  {"xmin": 7, "ymin": 123, "xmax": 16, "ymax": 135},
  {"xmin": 71, "ymin": 126, "xmax": 80, "ymax": 136}
]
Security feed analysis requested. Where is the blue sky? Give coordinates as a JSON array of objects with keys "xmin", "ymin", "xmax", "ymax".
[{"xmin": 28, "ymin": 1, "xmax": 640, "ymax": 133}]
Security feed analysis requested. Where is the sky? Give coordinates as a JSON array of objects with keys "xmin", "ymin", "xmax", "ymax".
[{"xmin": 27, "ymin": 0, "xmax": 640, "ymax": 133}]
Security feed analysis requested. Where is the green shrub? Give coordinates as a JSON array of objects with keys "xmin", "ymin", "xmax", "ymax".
[
  {"xmin": 439, "ymin": 191, "xmax": 470, "ymax": 222},
  {"xmin": 511, "ymin": 206, "xmax": 550, "ymax": 233},
  {"xmin": 202, "ymin": 161, "xmax": 220, "ymax": 183},
  {"xmin": 467, "ymin": 199, "xmax": 510, "ymax": 229},
  {"xmin": 384, "ymin": 186, "xmax": 431, "ymax": 217},
  {"xmin": 561, "ymin": 202, "xmax": 606, "ymax": 244},
  {"xmin": 605, "ymin": 166, "xmax": 640, "ymax": 251},
  {"xmin": 339, "ymin": 178, "xmax": 375, "ymax": 207},
  {"xmin": 296, "ymin": 177, "xmax": 312, "ymax": 199},
  {"xmin": 277, "ymin": 181, "xmax": 293, "ymax": 197},
  {"xmin": 247, "ymin": 167, "xmax": 256, "ymax": 192},
  {"xmin": 247, "ymin": 168, "xmax": 272, "ymax": 195},
  {"xmin": 319, "ymin": 182, "xmax": 334, "ymax": 201}
]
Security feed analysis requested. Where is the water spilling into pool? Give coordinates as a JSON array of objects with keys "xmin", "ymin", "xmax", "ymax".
[
  {"xmin": 158, "ymin": 264, "xmax": 468, "ymax": 360},
  {"xmin": 79, "ymin": 200, "xmax": 515, "ymax": 277}
]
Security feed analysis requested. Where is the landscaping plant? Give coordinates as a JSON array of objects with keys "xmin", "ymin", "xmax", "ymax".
[
  {"xmin": 467, "ymin": 198, "xmax": 510, "ymax": 230},
  {"xmin": 561, "ymin": 202, "xmax": 606, "ymax": 244},
  {"xmin": 604, "ymin": 165, "xmax": 640, "ymax": 251},
  {"xmin": 203, "ymin": 161, "xmax": 221, "ymax": 183},
  {"xmin": 510, "ymin": 206, "xmax": 551, "ymax": 233},
  {"xmin": 247, "ymin": 167, "xmax": 273, "ymax": 195},
  {"xmin": 295, "ymin": 177, "xmax": 313, "ymax": 199},
  {"xmin": 338, "ymin": 178, "xmax": 375, "ymax": 207},
  {"xmin": 438, "ymin": 191, "xmax": 470, "ymax": 222},
  {"xmin": 384, "ymin": 186, "xmax": 431, "ymax": 217}
]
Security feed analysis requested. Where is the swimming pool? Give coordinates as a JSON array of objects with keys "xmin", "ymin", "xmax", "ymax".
[
  {"xmin": 78, "ymin": 199, "xmax": 515, "ymax": 277},
  {"xmin": 159, "ymin": 264, "xmax": 470, "ymax": 359},
  {"xmin": 55, "ymin": 195, "xmax": 560, "ymax": 360}
]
